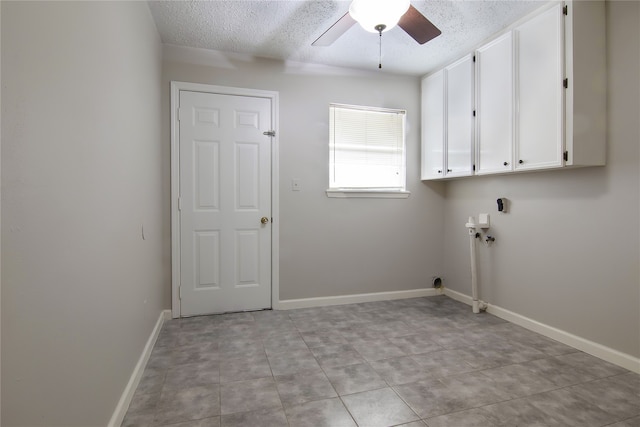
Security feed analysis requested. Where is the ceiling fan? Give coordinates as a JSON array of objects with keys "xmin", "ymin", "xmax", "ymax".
[{"xmin": 312, "ymin": 0, "xmax": 441, "ymax": 47}]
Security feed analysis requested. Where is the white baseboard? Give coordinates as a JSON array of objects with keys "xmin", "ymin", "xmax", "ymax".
[
  {"xmin": 276, "ymin": 288, "xmax": 442, "ymax": 310},
  {"xmin": 443, "ymin": 288, "xmax": 640, "ymax": 374},
  {"xmin": 443, "ymin": 287, "xmax": 475, "ymax": 306},
  {"xmin": 108, "ymin": 309, "xmax": 171, "ymax": 427}
]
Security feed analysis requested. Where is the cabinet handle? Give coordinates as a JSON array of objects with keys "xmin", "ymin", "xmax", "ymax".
[
  {"xmin": 519, "ymin": 159, "xmax": 524, "ymax": 164},
  {"xmin": 447, "ymin": 169, "xmax": 452, "ymax": 172},
  {"xmin": 437, "ymin": 170, "xmax": 442, "ymax": 173},
  {"xmin": 503, "ymin": 161, "xmax": 509, "ymax": 166}
]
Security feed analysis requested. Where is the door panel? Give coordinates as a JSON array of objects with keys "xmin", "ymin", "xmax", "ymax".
[
  {"xmin": 421, "ymin": 70, "xmax": 445, "ymax": 179},
  {"xmin": 195, "ymin": 231, "xmax": 220, "ymax": 289},
  {"xmin": 194, "ymin": 141, "xmax": 220, "ymax": 209},
  {"xmin": 445, "ymin": 54, "xmax": 474, "ymax": 177},
  {"xmin": 236, "ymin": 142, "xmax": 260, "ymax": 209},
  {"xmin": 179, "ymin": 90, "xmax": 272, "ymax": 316},
  {"xmin": 476, "ymin": 32, "xmax": 513, "ymax": 174},
  {"xmin": 515, "ymin": 4, "xmax": 563, "ymax": 170},
  {"xmin": 236, "ymin": 230, "xmax": 259, "ymax": 286}
]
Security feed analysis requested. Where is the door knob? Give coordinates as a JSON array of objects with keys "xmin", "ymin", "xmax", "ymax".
[{"xmin": 261, "ymin": 217, "xmax": 269, "ymax": 224}]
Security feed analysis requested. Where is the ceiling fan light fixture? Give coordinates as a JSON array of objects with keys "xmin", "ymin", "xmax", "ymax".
[{"xmin": 348, "ymin": 0, "xmax": 410, "ymax": 33}]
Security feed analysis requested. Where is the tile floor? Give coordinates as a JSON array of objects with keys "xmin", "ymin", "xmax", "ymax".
[{"xmin": 122, "ymin": 296, "xmax": 640, "ymax": 427}]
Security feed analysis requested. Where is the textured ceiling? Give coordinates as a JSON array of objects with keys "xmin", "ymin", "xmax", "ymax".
[{"xmin": 148, "ymin": 0, "xmax": 548, "ymax": 76}]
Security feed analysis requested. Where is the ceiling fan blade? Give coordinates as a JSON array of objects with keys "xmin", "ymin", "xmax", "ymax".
[
  {"xmin": 312, "ymin": 12, "xmax": 356, "ymax": 46},
  {"xmin": 398, "ymin": 5, "xmax": 441, "ymax": 45}
]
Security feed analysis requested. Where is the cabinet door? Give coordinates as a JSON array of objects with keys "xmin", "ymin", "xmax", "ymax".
[
  {"xmin": 476, "ymin": 32, "xmax": 513, "ymax": 174},
  {"xmin": 421, "ymin": 70, "xmax": 445, "ymax": 180},
  {"xmin": 445, "ymin": 54, "xmax": 474, "ymax": 177},
  {"xmin": 515, "ymin": 4, "xmax": 563, "ymax": 170}
]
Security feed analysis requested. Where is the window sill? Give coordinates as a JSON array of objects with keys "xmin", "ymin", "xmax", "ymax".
[{"xmin": 325, "ymin": 189, "xmax": 411, "ymax": 199}]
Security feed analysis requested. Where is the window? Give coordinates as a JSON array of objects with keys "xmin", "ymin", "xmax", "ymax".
[{"xmin": 327, "ymin": 104, "xmax": 409, "ymax": 198}]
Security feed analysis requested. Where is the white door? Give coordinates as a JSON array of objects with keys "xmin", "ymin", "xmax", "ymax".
[
  {"xmin": 514, "ymin": 4, "xmax": 563, "ymax": 171},
  {"xmin": 421, "ymin": 70, "xmax": 445, "ymax": 180},
  {"xmin": 476, "ymin": 32, "xmax": 514, "ymax": 175},
  {"xmin": 179, "ymin": 90, "xmax": 272, "ymax": 316},
  {"xmin": 445, "ymin": 54, "xmax": 474, "ymax": 177}
]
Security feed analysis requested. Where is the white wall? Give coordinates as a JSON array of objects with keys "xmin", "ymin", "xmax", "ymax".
[
  {"xmin": 442, "ymin": 1, "xmax": 639, "ymax": 359},
  {"xmin": 163, "ymin": 50, "xmax": 446, "ymax": 303},
  {"xmin": 2, "ymin": 2, "xmax": 634, "ymax": 424},
  {"xmin": 1, "ymin": 2, "xmax": 165, "ymax": 425},
  {"xmin": 0, "ymin": 2, "xmax": 3, "ymax": 422}
]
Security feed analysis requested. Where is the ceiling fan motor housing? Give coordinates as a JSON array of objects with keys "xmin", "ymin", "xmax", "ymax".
[
  {"xmin": 311, "ymin": 0, "xmax": 441, "ymax": 47},
  {"xmin": 349, "ymin": 0, "xmax": 411, "ymax": 33}
]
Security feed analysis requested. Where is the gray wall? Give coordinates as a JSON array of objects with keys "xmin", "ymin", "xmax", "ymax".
[
  {"xmin": 0, "ymin": 2, "xmax": 3, "ymax": 422},
  {"xmin": 442, "ymin": 0, "xmax": 639, "ymax": 358},
  {"xmin": 1, "ymin": 2, "xmax": 165, "ymax": 425},
  {"xmin": 163, "ymin": 55, "xmax": 446, "ymax": 303},
  {"xmin": 0, "ymin": 1, "xmax": 636, "ymax": 426}
]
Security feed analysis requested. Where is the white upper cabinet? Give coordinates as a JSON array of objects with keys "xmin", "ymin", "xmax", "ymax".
[
  {"xmin": 445, "ymin": 55, "xmax": 474, "ymax": 178},
  {"xmin": 514, "ymin": 4, "xmax": 564, "ymax": 171},
  {"xmin": 421, "ymin": 70, "xmax": 445, "ymax": 180},
  {"xmin": 420, "ymin": 1, "xmax": 606, "ymax": 181},
  {"xmin": 421, "ymin": 56, "xmax": 474, "ymax": 180},
  {"xmin": 475, "ymin": 32, "xmax": 513, "ymax": 175}
]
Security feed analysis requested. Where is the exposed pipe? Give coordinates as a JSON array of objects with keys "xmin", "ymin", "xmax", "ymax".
[
  {"xmin": 465, "ymin": 216, "xmax": 488, "ymax": 314},
  {"xmin": 465, "ymin": 217, "xmax": 480, "ymax": 313}
]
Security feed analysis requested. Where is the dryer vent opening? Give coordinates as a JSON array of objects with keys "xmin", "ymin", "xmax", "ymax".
[{"xmin": 432, "ymin": 277, "xmax": 442, "ymax": 288}]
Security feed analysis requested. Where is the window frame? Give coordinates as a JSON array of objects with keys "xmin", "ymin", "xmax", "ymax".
[{"xmin": 326, "ymin": 103, "xmax": 410, "ymax": 199}]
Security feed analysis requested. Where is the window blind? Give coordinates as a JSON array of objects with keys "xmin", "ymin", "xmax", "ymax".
[{"xmin": 329, "ymin": 104, "xmax": 406, "ymax": 190}]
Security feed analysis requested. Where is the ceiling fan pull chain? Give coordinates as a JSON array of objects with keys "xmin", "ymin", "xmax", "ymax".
[
  {"xmin": 375, "ymin": 24, "xmax": 386, "ymax": 69},
  {"xmin": 379, "ymin": 32, "xmax": 382, "ymax": 68}
]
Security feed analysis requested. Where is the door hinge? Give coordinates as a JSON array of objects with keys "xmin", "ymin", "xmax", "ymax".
[
  {"xmin": 178, "ymin": 197, "xmax": 182, "ymax": 211},
  {"xmin": 263, "ymin": 130, "xmax": 276, "ymax": 137},
  {"xmin": 563, "ymin": 151, "xmax": 569, "ymax": 161},
  {"xmin": 473, "ymin": 55, "xmax": 476, "ymax": 62},
  {"xmin": 473, "ymin": 110, "xmax": 476, "ymax": 117},
  {"xmin": 563, "ymin": 78, "xmax": 569, "ymax": 89},
  {"xmin": 563, "ymin": 5, "xmax": 568, "ymax": 15},
  {"xmin": 473, "ymin": 164, "xmax": 476, "ymax": 171},
  {"xmin": 179, "ymin": 286, "xmax": 182, "ymax": 299}
]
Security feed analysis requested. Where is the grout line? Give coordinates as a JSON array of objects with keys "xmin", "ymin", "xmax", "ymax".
[{"xmin": 127, "ymin": 296, "xmax": 639, "ymax": 426}]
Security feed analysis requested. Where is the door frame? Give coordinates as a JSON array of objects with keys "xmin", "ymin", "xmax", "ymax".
[{"xmin": 170, "ymin": 81, "xmax": 280, "ymax": 319}]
